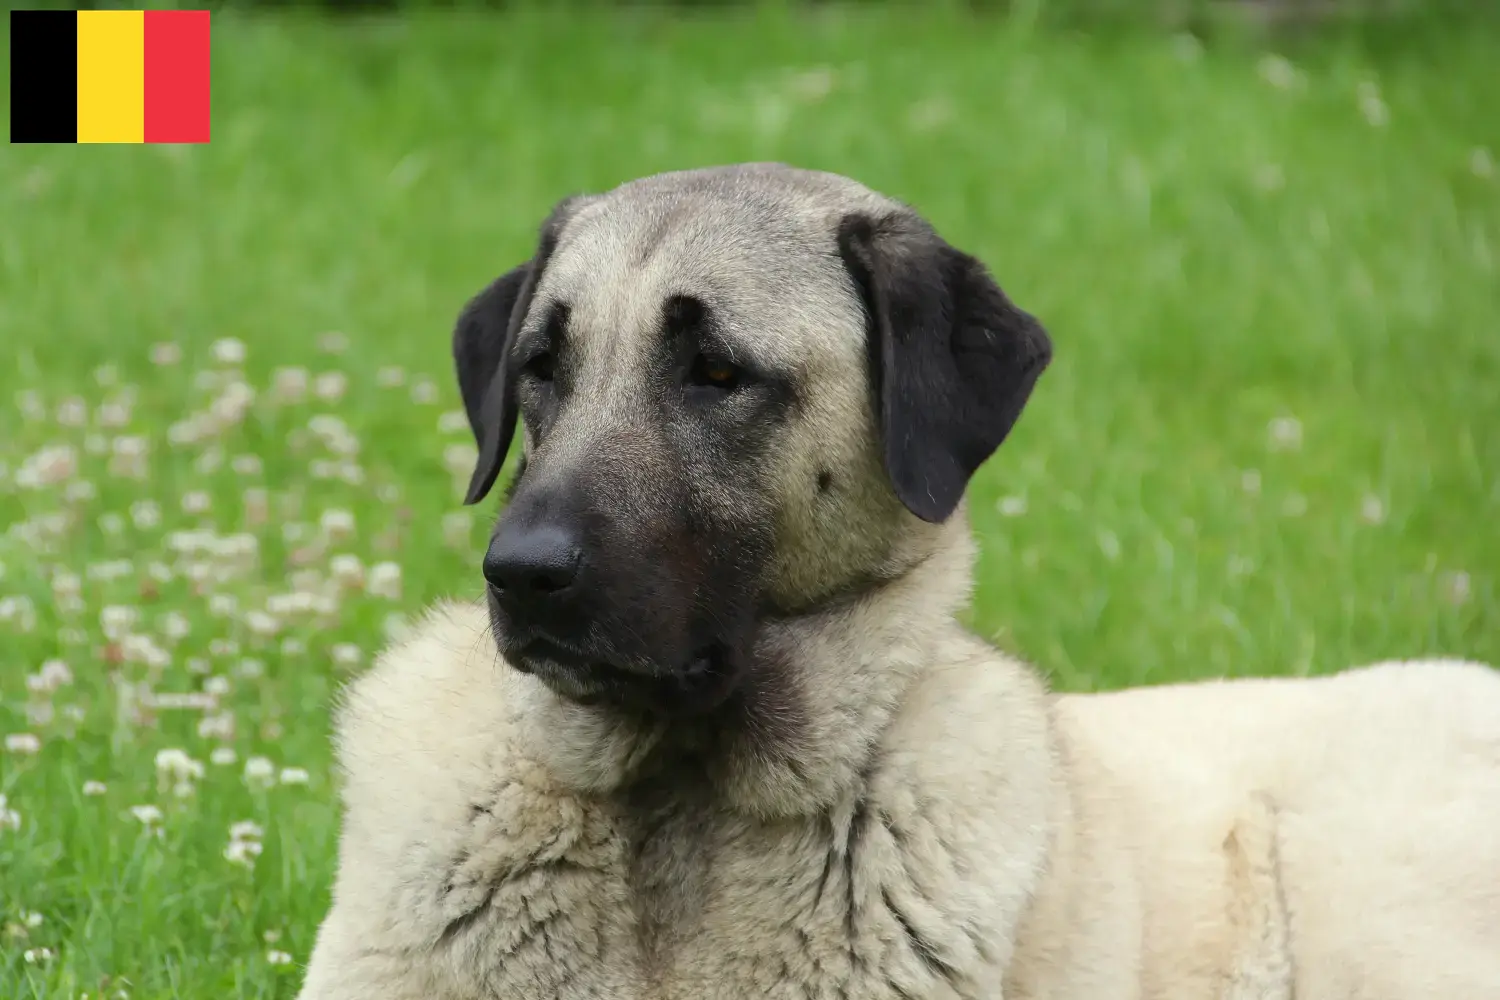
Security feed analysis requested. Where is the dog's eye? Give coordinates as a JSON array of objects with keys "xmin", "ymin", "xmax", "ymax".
[
  {"xmin": 524, "ymin": 352, "xmax": 556, "ymax": 383},
  {"xmin": 687, "ymin": 353, "xmax": 742, "ymax": 392}
]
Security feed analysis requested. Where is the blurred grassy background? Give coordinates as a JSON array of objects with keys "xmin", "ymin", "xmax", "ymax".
[{"xmin": 2, "ymin": 3, "xmax": 1498, "ymax": 996}]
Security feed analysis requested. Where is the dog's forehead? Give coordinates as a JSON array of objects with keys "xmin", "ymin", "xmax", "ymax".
[{"xmin": 529, "ymin": 165, "xmax": 896, "ymax": 368}]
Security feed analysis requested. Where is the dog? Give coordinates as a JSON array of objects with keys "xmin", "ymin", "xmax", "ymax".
[{"xmin": 298, "ymin": 163, "xmax": 1500, "ymax": 999}]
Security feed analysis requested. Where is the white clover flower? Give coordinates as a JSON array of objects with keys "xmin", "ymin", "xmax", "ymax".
[
  {"xmin": 438, "ymin": 410, "xmax": 469, "ymax": 434},
  {"xmin": 56, "ymin": 396, "xmax": 88, "ymax": 426},
  {"xmin": 5, "ymin": 733, "xmax": 42, "ymax": 755},
  {"xmin": 130, "ymin": 499, "xmax": 161, "ymax": 530},
  {"xmin": 212, "ymin": 337, "xmax": 247, "ymax": 365},
  {"xmin": 22, "ymin": 947, "xmax": 54, "ymax": 964},
  {"xmin": 155, "ymin": 748, "xmax": 205, "ymax": 783},
  {"xmin": 1356, "ymin": 80, "xmax": 1388, "ymax": 128},
  {"xmin": 1257, "ymin": 53, "xmax": 1300, "ymax": 90},
  {"xmin": 266, "ymin": 949, "xmax": 293, "ymax": 966},
  {"xmin": 29, "ymin": 658, "xmax": 74, "ymax": 693},
  {"xmin": 210, "ymin": 381, "xmax": 256, "ymax": 427},
  {"xmin": 1359, "ymin": 494, "xmax": 1387, "ymax": 525},
  {"xmin": 167, "ymin": 415, "xmax": 207, "ymax": 447},
  {"xmin": 329, "ymin": 554, "xmax": 365, "ymax": 588},
  {"xmin": 87, "ymin": 558, "xmax": 133, "ymax": 581},
  {"xmin": 194, "ymin": 447, "xmax": 224, "ymax": 475},
  {"xmin": 320, "ymin": 509, "xmax": 356, "ymax": 543},
  {"xmin": 330, "ymin": 643, "xmax": 363, "ymax": 670},
  {"xmin": 232, "ymin": 454, "xmax": 264, "ymax": 476},
  {"xmin": 444, "ymin": 443, "xmax": 478, "ymax": 478},
  {"xmin": 376, "ymin": 365, "xmax": 406, "ymax": 387},
  {"xmin": 318, "ymin": 331, "xmax": 349, "ymax": 354},
  {"xmin": 130, "ymin": 803, "xmax": 163, "ymax": 826},
  {"xmin": 996, "ymin": 495, "xmax": 1027, "ymax": 518},
  {"xmin": 272, "ymin": 367, "xmax": 310, "ymax": 403},
  {"xmin": 181, "ymin": 491, "xmax": 212, "ymax": 515},
  {"xmin": 314, "ymin": 371, "xmax": 348, "ymax": 402},
  {"xmin": 244, "ymin": 610, "xmax": 281, "ymax": 637},
  {"xmin": 244, "ymin": 756, "xmax": 276, "ymax": 788},
  {"xmin": 224, "ymin": 838, "xmax": 263, "ymax": 866},
  {"xmin": 98, "ymin": 398, "xmax": 132, "ymax": 428},
  {"xmin": 198, "ymin": 712, "xmax": 235, "ymax": 742},
  {"xmin": 100, "ymin": 605, "xmax": 139, "ymax": 640},
  {"xmin": 151, "ymin": 341, "xmax": 183, "ymax": 365},
  {"xmin": 242, "ymin": 487, "xmax": 270, "ymax": 526},
  {"xmin": 368, "ymin": 562, "xmax": 403, "ymax": 601},
  {"xmin": 15, "ymin": 444, "xmax": 78, "ymax": 489},
  {"xmin": 1267, "ymin": 416, "xmax": 1302, "ymax": 451},
  {"xmin": 1472, "ymin": 147, "xmax": 1495, "ymax": 179},
  {"xmin": 1, "ymin": 795, "xmax": 21, "ymax": 831},
  {"xmin": 279, "ymin": 767, "xmax": 310, "ymax": 786},
  {"xmin": 210, "ymin": 746, "xmax": 238, "ymax": 766},
  {"xmin": 82, "ymin": 780, "xmax": 108, "ymax": 797},
  {"xmin": 160, "ymin": 611, "xmax": 191, "ymax": 642},
  {"xmin": 410, "ymin": 378, "xmax": 438, "ymax": 404},
  {"xmin": 442, "ymin": 511, "xmax": 472, "ymax": 549},
  {"xmin": 230, "ymin": 819, "xmax": 264, "ymax": 841},
  {"xmin": 63, "ymin": 479, "xmax": 97, "ymax": 503}
]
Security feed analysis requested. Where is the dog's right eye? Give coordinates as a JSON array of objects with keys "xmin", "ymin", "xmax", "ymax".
[
  {"xmin": 523, "ymin": 352, "xmax": 556, "ymax": 383},
  {"xmin": 687, "ymin": 353, "xmax": 744, "ymax": 393}
]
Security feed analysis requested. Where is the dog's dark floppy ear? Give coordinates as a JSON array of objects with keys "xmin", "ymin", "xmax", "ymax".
[
  {"xmin": 837, "ymin": 210, "xmax": 1052, "ymax": 524},
  {"xmin": 455, "ymin": 198, "xmax": 578, "ymax": 506}
]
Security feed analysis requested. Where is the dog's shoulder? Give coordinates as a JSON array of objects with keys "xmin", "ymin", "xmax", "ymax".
[
  {"xmin": 304, "ymin": 601, "xmax": 639, "ymax": 999},
  {"xmin": 332, "ymin": 600, "xmax": 518, "ymax": 812}
]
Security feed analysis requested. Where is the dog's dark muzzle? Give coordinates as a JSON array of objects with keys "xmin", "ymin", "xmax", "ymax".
[{"xmin": 481, "ymin": 508, "xmax": 742, "ymax": 714}]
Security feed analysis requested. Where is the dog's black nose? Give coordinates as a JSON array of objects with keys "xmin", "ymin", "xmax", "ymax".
[{"xmin": 483, "ymin": 522, "xmax": 583, "ymax": 598}]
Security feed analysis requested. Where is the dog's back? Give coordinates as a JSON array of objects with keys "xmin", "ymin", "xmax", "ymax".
[{"xmin": 1037, "ymin": 661, "xmax": 1500, "ymax": 999}]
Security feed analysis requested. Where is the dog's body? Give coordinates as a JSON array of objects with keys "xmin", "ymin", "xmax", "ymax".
[{"xmin": 298, "ymin": 164, "xmax": 1500, "ymax": 999}]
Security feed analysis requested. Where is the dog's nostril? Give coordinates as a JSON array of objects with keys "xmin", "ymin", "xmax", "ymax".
[{"xmin": 482, "ymin": 523, "xmax": 583, "ymax": 598}]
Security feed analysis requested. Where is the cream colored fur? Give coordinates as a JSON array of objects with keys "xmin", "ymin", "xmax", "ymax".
[
  {"xmin": 299, "ymin": 519, "xmax": 1500, "ymax": 999},
  {"xmin": 300, "ymin": 164, "xmax": 1500, "ymax": 997}
]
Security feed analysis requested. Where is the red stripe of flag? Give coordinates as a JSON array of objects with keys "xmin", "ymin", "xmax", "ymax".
[{"xmin": 144, "ymin": 10, "xmax": 211, "ymax": 144}]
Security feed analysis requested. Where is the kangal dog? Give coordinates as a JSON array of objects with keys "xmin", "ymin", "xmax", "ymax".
[{"xmin": 299, "ymin": 164, "xmax": 1500, "ymax": 1000}]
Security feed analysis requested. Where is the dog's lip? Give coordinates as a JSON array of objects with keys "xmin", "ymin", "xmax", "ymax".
[
  {"xmin": 513, "ymin": 633, "xmax": 633, "ymax": 676},
  {"xmin": 505, "ymin": 635, "xmax": 737, "ymax": 712}
]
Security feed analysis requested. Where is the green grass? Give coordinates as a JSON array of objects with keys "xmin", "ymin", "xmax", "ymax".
[{"xmin": 2, "ymin": 6, "xmax": 1498, "ymax": 996}]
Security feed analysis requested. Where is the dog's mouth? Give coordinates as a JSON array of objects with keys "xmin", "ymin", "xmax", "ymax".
[{"xmin": 506, "ymin": 633, "xmax": 739, "ymax": 715}]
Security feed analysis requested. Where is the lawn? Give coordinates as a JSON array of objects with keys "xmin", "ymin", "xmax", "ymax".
[{"xmin": 2, "ymin": 5, "xmax": 1497, "ymax": 997}]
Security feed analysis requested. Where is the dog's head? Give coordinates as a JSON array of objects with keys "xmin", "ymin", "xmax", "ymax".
[{"xmin": 454, "ymin": 164, "xmax": 1051, "ymax": 716}]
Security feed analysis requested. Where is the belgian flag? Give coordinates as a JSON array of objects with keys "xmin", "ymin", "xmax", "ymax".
[{"xmin": 10, "ymin": 9, "xmax": 211, "ymax": 144}]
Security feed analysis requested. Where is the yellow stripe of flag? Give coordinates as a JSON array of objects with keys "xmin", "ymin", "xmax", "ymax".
[{"xmin": 77, "ymin": 10, "xmax": 145, "ymax": 144}]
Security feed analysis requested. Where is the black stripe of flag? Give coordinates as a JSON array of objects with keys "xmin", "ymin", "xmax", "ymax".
[{"xmin": 10, "ymin": 10, "xmax": 80, "ymax": 143}]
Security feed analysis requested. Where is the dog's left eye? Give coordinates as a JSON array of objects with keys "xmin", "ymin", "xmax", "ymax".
[{"xmin": 687, "ymin": 353, "xmax": 743, "ymax": 392}]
